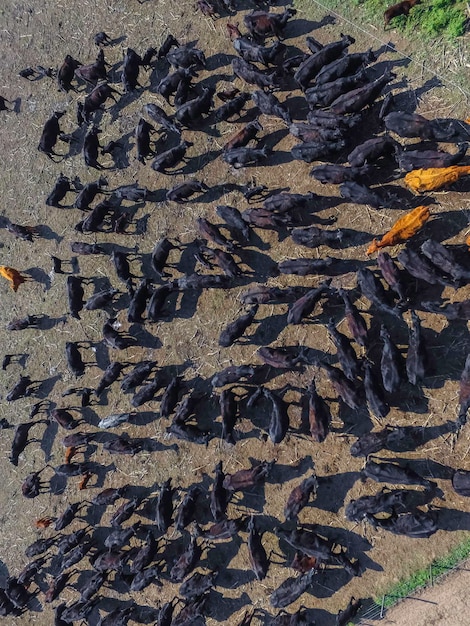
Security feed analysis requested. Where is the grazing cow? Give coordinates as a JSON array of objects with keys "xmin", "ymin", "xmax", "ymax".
[
  {"xmin": 363, "ymin": 360, "xmax": 390, "ymax": 418},
  {"xmin": 157, "ymin": 34, "xmax": 179, "ymax": 59},
  {"xmin": 406, "ymin": 310, "xmax": 428, "ymax": 385},
  {"xmin": 308, "ymin": 109, "xmax": 362, "ymax": 129},
  {"xmin": 287, "ymin": 280, "xmax": 331, "ymax": 325},
  {"xmin": 358, "ymin": 267, "xmax": 400, "ymax": 317},
  {"xmin": 339, "ymin": 181, "xmax": 389, "ymax": 209},
  {"xmin": 67, "ymin": 276, "xmax": 84, "ymax": 319},
  {"xmin": 330, "ymin": 71, "xmax": 395, "ymax": 114},
  {"xmin": 278, "ymin": 257, "xmax": 333, "ymax": 276},
  {"xmin": 151, "ymin": 237, "xmax": 176, "ymax": 277},
  {"xmin": 65, "ymin": 341, "xmax": 85, "ymax": 377},
  {"xmin": 428, "ymin": 242, "xmax": 465, "ymax": 290},
  {"xmin": 306, "ymin": 70, "xmax": 367, "ymax": 107},
  {"xmin": 157, "ymin": 67, "xmax": 196, "ymax": 102},
  {"xmin": 223, "ymin": 460, "xmax": 274, "ymax": 491},
  {"xmin": 362, "ymin": 459, "xmax": 435, "ymax": 488},
  {"xmin": 285, "ymin": 472, "xmax": 318, "ymax": 519},
  {"xmin": 384, "ymin": 110, "xmax": 434, "ymax": 139},
  {"xmin": 78, "ymin": 198, "xmax": 114, "ymax": 233},
  {"xmin": 151, "ymin": 140, "xmax": 193, "ymax": 172},
  {"xmin": 242, "ymin": 207, "xmax": 292, "ymax": 229},
  {"xmin": 452, "ymin": 469, "xmax": 470, "ymax": 496},
  {"xmin": 197, "ymin": 0, "xmax": 218, "ymax": 17},
  {"xmin": 397, "ymin": 247, "xmax": 452, "ymax": 287},
  {"xmin": 290, "ymin": 122, "xmax": 343, "ymax": 143},
  {"xmin": 214, "ymin": 92, "xmax": 251, "ymax": 123},
  {"xmin": 316, "ymin": 49, "xmax": 376, "ymax": 85},
  {"xmin": 348, "ymin": 135, "xmax": 399, "ymax": 167},
  {"xmin": 167, "ymin": 45, "xmax": 206, "ymax": 70},
  {"xmin": 233, "ymin": 38, "xmax": 286, "ymax": 66},
  {"xmin": 122, "ymin": 48, "xmax": 142, "ymax": 92},
  {"xmin": 46, "ymin": 174, "xmax": 71, "ymax": 207},
  {"xmin": 327, "ymin": 318, "xmax": 360, "ymax": 381},
  {"xmin": 82, "ymin": 82, "xmax": 119, "ymax": 123},
  {"xmin": 143, "ymin": 103, "xmax": 180, "ymax": 134},
  {"xmin": 248, "ymin": 516, "xmax": 269, "ymax": 580},
  {"xmin": 264, "ymin": 192, "xmax": 314, "ymax": 213},
  {"xmin": 338, "ymin": 288, "xmax": 368, "ymax": 347},
  {"xmin": 291, "ymin": 226, "xmax": 343, "ymax": 248},
  {"xmin": 380, "ymin": 324, "xmax": 406, "ymax": 393},
  {"xmin": 38, "ymin": 111, "xmax": 65, "ymax": 158},
  {"xmin": 257, "ymin": 346, "xmax": 306, "ymax": 369},
  {"xmin": 147, "ymin": 283, "xmax": 176, "ymax": 322},
  {"xmin": 294, "ymin": 34, "xmax": 355, "ymax": 90},
  {"xmin": 83, "ymin": 125, "xmax": 102, "ymax": 169},
  {"xmin": 232, "ymin": 58, "xmax": 277, "ymax": 89},
  {"xmin": 211, "ymin": 364, "xmax": 255, "ymax": 388},
  {"xmin": 377, "ymin": 251, "xmax": 407, "ymax": 303},
  {"xmin": 166, "ymin": 180, "xmax": 208, "ymax": 203},
  {"xmin": 337, "ymin": 598, "xmax": 362, "ymax": 626},
  {"xmin": 244, "ymin": 8, "xmax": 297, "ymax": 41},
  {"xmin": 197, "ymin": 217, "xmax": 234, "ymax": 250},
  {"xmin": 319, "ymin": 362, "xmax": 362, "ymax": 409},
  {"xmin": 397, "ymin": 142, "xmax": 468, "ymax": 171},
  {"xmin": 74, "ymin": 176, "xmax": 107, "ymax": 210},
  {"xmin": 57, "ymin": 55, "xmax": 81, "ymax": 91},
  {"xmin": 240, "ymin": 285, "xmax": 304, "ymax": 305},
  {"xmin": 75, "ymin": 49, "xmax": 107, "ymax": 85},
  {"xmin": 175, "ymin": 86, "xmax": 215, "ymax": 126},
  {"xmin": 365, "ymin": 509, "xmax": 437, "ymax": 538},
  {"xmin": 219, "ymin": 390, "xmax": 238, "ymax": 444},
  {"xmin": 311, "ymin": 163, "xmax": 370, "ymax": 184},
  {"xmin": 346, "ymin": 489, "xmax": 408, "ymax": 521},
  {"xmin": 216, "ymin": 204, "xmax": 250, "ymax": 242},
  {"xmin": 135, "ymin": 118, "xmax": 154, "ymax": 163},
  {"xmin": 384, "ymin": 0, "xmax": 420, "ymax": 28},
  {"xmin": 223, "ymin": 120, "xmax": 263, "ymax": 152},
  {"xmin": 270, "ymin": 570, "xmax": 316, "ymax": 609},
  {"xmin": 306, "ymin": 381, "xmax": 330, "ymax": 443},
  {"xmin": 291, "ymin": 140, "xmax": 345, "ymax": 163},
  {"xmin": 252, "ymin": 90, "xmax": 291, "ymax": 124},
  {"xmin": 224, "ymin": 146, "xmax": 270, "ymax": 168}
]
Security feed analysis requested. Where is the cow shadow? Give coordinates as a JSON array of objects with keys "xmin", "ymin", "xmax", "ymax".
[
  {"xmin": 311, "ymin": 471, "xmax": 362, "ymax": 513},
  {"xmin": 35, "ymin": 224, "xmax": 64, "ymax": 243},
  {"xmin": 436, "ymin": 507, "xmax": 470, "ymax": 531},
  {"xmin": 25, "ymin": 267, "xmax": 52, "ymax": 291}
]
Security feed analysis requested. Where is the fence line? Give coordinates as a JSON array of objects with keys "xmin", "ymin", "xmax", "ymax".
[
  {"xmin": 353, "ymin": 556, "xmax": 470, "ymax": 624},
  {"xmin": 301, "ymin": 0, "xmax": 470, "ymax": 102}
]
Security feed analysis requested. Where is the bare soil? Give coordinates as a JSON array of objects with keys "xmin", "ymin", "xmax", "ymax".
[
  {"xmin": 0, "ymin": 0, "xmax": 469, "ymax": 625},
  {"xmin": 380, "ymin": 559, "xmax": 470, "ymax": 626}
]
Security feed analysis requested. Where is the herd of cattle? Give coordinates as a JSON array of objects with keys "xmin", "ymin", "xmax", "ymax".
[{"xmin": 1, "ymin": 1, "xmax": 470, "ymax": 625}]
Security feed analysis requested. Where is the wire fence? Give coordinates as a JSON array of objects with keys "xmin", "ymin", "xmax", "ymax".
[
  {"xmin": 353, "ymin": 557, "xmax": 470, "ymax": 624},
  {"xmin": 303, "ymin": 0, "xmax": 470, "ymax": 103}
]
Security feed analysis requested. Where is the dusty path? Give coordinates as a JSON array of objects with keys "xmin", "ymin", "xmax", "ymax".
[{"xmin": 378, "ymin": 559, "xmax": 470, "ymax": 626}]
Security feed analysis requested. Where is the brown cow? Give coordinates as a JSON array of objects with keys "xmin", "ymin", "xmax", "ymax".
[{"xmin": 384, "ymin": 0, "xmax": 420, "ymax": 28}]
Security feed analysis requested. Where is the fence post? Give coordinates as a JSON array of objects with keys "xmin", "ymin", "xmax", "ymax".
[{"xmin": 380, "ymin": 595, "xmax": 385, "ymax": 618}]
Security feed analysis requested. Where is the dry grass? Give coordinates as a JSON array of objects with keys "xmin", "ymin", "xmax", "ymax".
[{"xmin": 1, "ymin": 0, "xmax": 470, "ymax": 624}]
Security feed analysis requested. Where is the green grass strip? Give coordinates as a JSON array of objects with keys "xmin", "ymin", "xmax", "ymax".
[
  {"xmin": 378, "ymin": 536, "xmax": 470, "ymax": 609},
  {"xmin": 295, "ymin": 0, "xmax": 467, "ymax": 39}
]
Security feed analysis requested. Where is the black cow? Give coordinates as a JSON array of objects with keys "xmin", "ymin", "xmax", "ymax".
[
  {"xmin": 244, "ymin": 8, "xmax": 297, "ymax": 41},
  {"xmin": 38, "ymin": 111, "xmax": 65, "ymax": 158},
  {"xmin": 223, "ymin": 120, "xmax": 263, "ymax": 151},
  {"xmin": 175, "ymin": 86, "xmax": 215, "ymax": 126},
  {"xmin": 233, "ymin": 38, "xmax": 285, "ymax": 66},
  {"xmin": 151, "ymin": 140, "xmax": 193, "ymax": 172},
  {"xmin": 232, "ymin": 58, "xmax": 277, "ymax": 89}
]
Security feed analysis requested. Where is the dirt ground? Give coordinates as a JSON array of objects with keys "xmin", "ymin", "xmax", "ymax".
[
  {"xmin": 0, "ymin": 0, "xmax": 470, "ymax": 624},
  {"xmin": 379, "ymin": 559, "xmax": 470, "ymax": 626}
]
